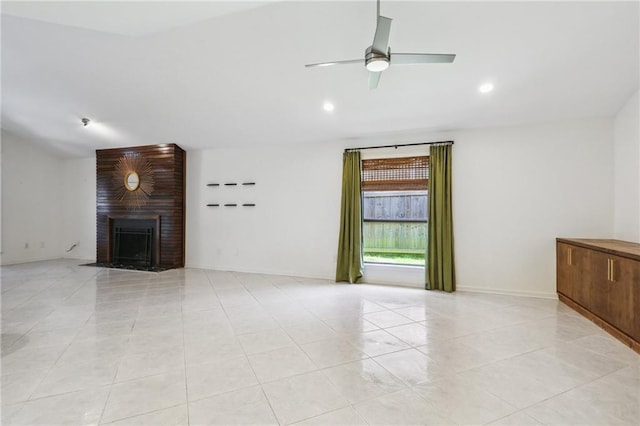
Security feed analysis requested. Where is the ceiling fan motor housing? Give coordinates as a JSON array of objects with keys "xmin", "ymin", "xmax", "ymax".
[{"xmin": 365, "ymin": 45, "xmax": 390, "ymax": 71}]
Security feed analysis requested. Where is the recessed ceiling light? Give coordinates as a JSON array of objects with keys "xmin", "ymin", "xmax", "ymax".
[
  {"xmin": 478, "ymin": 83, "xmax": 494, "ymax": 93},
  {"xmin": 323, "ymin": 102, "xmax": 335, "ymax": 112}
]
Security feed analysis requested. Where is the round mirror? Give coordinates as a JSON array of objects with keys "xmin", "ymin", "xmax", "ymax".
[{"xmin": 124, "ymin": 171, "xmax": 140, "ymax": 191}]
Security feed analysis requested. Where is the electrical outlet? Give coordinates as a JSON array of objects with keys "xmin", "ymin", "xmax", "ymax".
[{"xmin": 40, "ymin": 242, "xmax": 45, "ymax": 249}]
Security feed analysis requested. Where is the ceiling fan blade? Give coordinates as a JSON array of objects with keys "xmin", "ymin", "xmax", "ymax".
[
  {"xmin": 368, "ymin": 71, "xmax": 382, "ymax": 89},
  {"xmin": 371, "ymin": 16, "xmax": 392, "ymax": 54},
  {"xmin": 390, "ymin": 53, "xmax": 456, "ymax": 65},
  {"xmin": 305, "ymin": 59, "xmax": 364, "ymax": 68}
]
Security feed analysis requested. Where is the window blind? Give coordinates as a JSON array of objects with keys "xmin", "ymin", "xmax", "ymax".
[{"xmin": 361, "ymin": 156, "xmax": 429, "ymax": 191}]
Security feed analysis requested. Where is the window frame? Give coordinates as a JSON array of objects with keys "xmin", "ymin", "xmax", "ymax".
[{"xmin": 360, "ymin": 155, "xmax": 429, "ymax": 267}]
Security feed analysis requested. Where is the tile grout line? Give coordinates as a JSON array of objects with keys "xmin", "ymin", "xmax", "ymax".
[
  {"xmin": 181, "ymin": 271, "xmax": 191, "ymax": 426},
  {"xmin": 228, "ymin": 272, "xmax": 283, "ymax": 425},
  {"xmin": 180, "ymin": 267, "xmax": 223, "ymax": 423},
  {"xmin": 21, "ymin": 271, "xmax": 106, "ymax": 405},
  {"xmin": 95, "ymin": 269, "xmax": 139, "ymax": 425}
]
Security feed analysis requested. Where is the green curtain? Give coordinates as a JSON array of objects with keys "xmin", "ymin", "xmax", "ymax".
[
  {"xmin": 426, "ymin": 144, "xmax": 455, "ymax": 292},
  {"xmin": 336, "ymin": 151, "xmax": 364, "ymax": 283}
]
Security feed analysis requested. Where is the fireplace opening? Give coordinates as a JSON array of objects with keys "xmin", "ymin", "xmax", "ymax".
[
  {"xmin": 114, "ymin": 227, "xmax": 152, "ymax": 266},
  {"xmin": 111, "ymin": 218, "xmax": 157, "ymax": 268}
]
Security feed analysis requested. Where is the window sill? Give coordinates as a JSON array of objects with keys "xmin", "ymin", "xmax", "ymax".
[{"xmin": 364, "ymin": 262, "xmax": 425, "ymax": 269}]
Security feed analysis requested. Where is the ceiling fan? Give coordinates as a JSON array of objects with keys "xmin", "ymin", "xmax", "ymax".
[{"xmin": 305, "ymin": 0, "xmax": 456, "ymax": 89}]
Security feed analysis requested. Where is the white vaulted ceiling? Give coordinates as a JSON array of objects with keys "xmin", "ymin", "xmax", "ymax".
[{"xmin": 2, "ymin": 1, "xmax": 638, "ymax": 157}]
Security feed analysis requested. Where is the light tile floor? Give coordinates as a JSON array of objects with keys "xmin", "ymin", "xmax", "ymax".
[{"xmin": 1, "ymin": 259, "xmax": 638, "ymax": 425}]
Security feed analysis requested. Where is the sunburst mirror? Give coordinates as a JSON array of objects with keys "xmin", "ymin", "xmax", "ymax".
[{"xmin": 113, "ymin": 153, "xmax": 155, "ymax": 209}]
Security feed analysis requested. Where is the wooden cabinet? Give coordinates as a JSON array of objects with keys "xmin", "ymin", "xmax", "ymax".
[{"xmin": 557, "ymin": 238, "xmax": 640, "ymax": 354}]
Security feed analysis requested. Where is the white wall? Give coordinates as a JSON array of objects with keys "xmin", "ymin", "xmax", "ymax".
[
  {"xmin": 1, "ymin": 130, "xmax": 64, "ymax": 264},
  {"xmin": 186, "ymin": 118, "xmax": 614, "ymax": 297},
  {"xmin": 61, "ymin": 157, "xmax": 96, "ymax": 261},
  {"xmin": 1, "ymin": 131, "xmax": 96, "ymax": 264},
  {"xmin": 0, "ymin": 135, "xmax": 3, "ymax": 257},
  {"xmin": 453, "ymin": 119, "xmax": 613, "ymax": 297},
  {"xmin": 186, "ymin": 143, "xmax": 343, "ymax": 278},
  {"xmin": 613, "ymin": 90, "xmax": 640, "ymax": 242}
]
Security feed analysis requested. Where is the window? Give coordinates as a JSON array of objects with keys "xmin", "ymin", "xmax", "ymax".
[{"xmin": 361, "ymin": 156, "xmax": 428, "ymax": 266}]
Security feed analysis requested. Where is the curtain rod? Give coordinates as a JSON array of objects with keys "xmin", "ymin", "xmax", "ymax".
[{"xmin": 344, "ymin": 140, "xmax": 453, "ymax": 152}]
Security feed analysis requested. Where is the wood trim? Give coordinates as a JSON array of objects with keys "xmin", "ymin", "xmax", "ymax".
[
  {"xmin": 558, "ymin": 293, "xmax": 640, "ymax": 355},
  {"xmin": 556, "ymin": 238, "xmax": 640, "ymax": 262}
]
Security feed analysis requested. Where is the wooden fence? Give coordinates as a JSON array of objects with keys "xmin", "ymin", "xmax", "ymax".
[
  {"xmin": 363, "ymin": 222, "xmax": 427, "ymax": 252},
  {"xmin": 362, "ymin": 191, "xmax": 427, "ymax": 252},
  {"xmin": 362, "ymin": 191, "xmax": 428, "ymax": 221}
]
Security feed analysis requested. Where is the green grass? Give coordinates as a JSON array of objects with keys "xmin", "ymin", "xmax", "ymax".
[{"xmin": 363, "ymin": 250, "xmax": 425, "ymax": 266}]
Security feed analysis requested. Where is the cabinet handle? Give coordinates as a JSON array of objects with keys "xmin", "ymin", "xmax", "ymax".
[
  {"xmin": 606, "ymin": 258, "xmax": 615, "ymax": 282},
  {"xmin": 567, "ymin": 248, "xmax": 572, "ymax": 266},
  {"xmin": 610, "ymin": 259, "xmax": 615, "ymax": 282}
]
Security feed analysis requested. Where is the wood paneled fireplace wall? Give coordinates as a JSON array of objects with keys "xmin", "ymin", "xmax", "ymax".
[{"xmin": 96, "ymin": 143, "xmax": 185, "ymax": 269}]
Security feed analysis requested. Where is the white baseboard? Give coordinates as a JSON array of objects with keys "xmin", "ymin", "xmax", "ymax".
[
  {"xmin": 184, "ymin": 263, "xmax": 333, "ymax": 281},
  {"xmin": 185, "ymin": 264, "xmax": 556, "ymax": 299},
  {"xmin": 456, "ymin": 285, "xmax": 558, "ymax": 300},
  {"xmin": 0, "ymin": 255, "xmax": 65, "ymax": 266},
  {"xmin": 1, "ymin": 257, "xmax": 557, "ymax": 300},
  {"xmin": 63, "ymin": 256, "xmax": 95, "ymax": 262}
]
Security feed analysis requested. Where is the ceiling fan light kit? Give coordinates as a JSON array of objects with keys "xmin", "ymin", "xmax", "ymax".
[
  {"xmin": 365, "ymin": 46, "xmax": 390, "ymax": 72},
  {"xmin": 305, "ymin": 0, "xmax": 456, "ymax": 89}
]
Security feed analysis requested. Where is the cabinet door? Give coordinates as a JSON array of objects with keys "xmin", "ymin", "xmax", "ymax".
[
  {"xmin": 605, "ymin": 256, "xmax": 638, "ymax": 338},
  {"xmin": 577, "ymin": 250, "xmax": 609, "ymax": 318},
  {"xmin": 557, "ymin": 243, "xmax": 589, "ymax": 301},
  {"xmin": 557, "ymin": 243, "xmax": 574, "ymax": 298}
]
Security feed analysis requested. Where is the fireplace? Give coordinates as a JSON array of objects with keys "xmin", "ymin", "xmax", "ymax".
[
  {"xmin": 96, "ymin": 144, "xmax": 185, "ymax": 270},
  {"xmin": 111, "ymin": 218, "xmax": 157, "ymax": 268}
]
